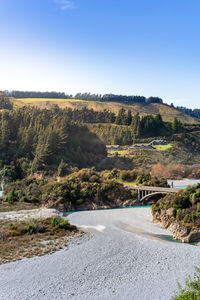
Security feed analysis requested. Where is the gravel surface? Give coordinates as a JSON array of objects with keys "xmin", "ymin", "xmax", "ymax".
[
  {"xmin": 0, "ymin": 208, "xmax": 61, "ymax": 221},
  {"xmin": 1, "ymin": 207, "xmax": 200, "ymax": 300}
]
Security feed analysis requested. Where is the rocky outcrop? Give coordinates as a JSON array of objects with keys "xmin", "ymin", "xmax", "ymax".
[{"xmin": 152, "ymin": 208, "xmax": 200, "ymax": 243}]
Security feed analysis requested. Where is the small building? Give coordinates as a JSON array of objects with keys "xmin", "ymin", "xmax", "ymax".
[
  {"xmin": 106, "ymin": 145, "xmax": 122, "ymax": 151},
  {"xmin": 129, "ymin": 144, "xmax": 155, "ymax": 150},
  {"xmin": 149, "ymin": 140, "xmax": 168, "ymax": 146}
]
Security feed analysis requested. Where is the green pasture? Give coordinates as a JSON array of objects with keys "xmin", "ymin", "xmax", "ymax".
[
  {"xmin": 115, "ymin": 179, "xmax": 137, "ymax": 186},
  {"xmin": 108, "ymin": 150, "xmax": 127, "ymax": 156},
  {"xmin": 153, "ymin": 144, "xmax": 172, "ymax": 151}
]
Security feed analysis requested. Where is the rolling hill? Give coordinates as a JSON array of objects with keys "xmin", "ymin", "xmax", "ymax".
[{"xmin": 12, "ymin": 97, "xmax": 200, "ymax": 124}]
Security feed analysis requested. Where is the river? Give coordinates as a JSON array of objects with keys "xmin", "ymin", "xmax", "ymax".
[
  {"xmin": 1, "ymin": 207, "xmax": 200, "ymax": 300},
  {"xmin": 168, "ymin": 178, "xmax": 200, "ymax": 189}
]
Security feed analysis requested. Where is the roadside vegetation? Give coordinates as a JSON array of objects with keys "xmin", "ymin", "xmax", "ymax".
[{"xmin": 106, "ymin": 168, "xmax": 168, "ymax": 187}]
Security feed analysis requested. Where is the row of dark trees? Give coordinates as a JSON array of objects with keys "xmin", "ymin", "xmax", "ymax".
[
  {"xmin": 5, "ymin": 90, "xmax": 69, "ymax": 99},
  {"xmin": 5, "ymin": 90, "xmax": 163, "ymax": 104},
  {"xmin": 63, "ymin": 107, "xmax": 132, "ymax": 125},
  {"xmin": 63, "ymin": 105, "xmax": 182, "ymax": 141},
  {"xmin": 63, "ymin": 107, "xmax": 182, "ymax": 137},
  {"xmin": 176, "ymin": 106, "xmax": 200, "ymax": 120},
  {"xmin": 131, "ymin": 113, "xmax": 182, "ymax": 138}
]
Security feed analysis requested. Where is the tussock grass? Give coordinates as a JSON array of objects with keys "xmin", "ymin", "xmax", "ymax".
[{"xmin": 0, "ymin": 217, "xmax": 80, "ymax": 264}]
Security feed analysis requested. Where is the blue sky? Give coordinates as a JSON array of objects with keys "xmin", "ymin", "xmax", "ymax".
[{"xmin": 0, "ymin": 0, "xmax": 200, "ymax": 107}]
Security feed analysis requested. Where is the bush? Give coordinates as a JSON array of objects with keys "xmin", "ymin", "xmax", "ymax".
[
  {"xmin": 172, "ymin": 195, "xmax": 191, "ymax": 210},
  {"xmin": 50, "ymin": 217, "xmax": 73, "ymax": 231},
  {"xmin": 172, "ymin": 266, "xmax": 200, "ymax": 299},
  {"xmin": 24, "ymin": 224, "xmax": 36, "ymax": 235},
  {"xmin": 4, "ymin": 190, "xmax": 18, "ymax": 203}
]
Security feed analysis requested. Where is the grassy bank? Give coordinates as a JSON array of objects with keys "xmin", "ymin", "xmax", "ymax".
[{"xmin": 0, "ymin": 216, "xmax": 80, "ymax": 264}]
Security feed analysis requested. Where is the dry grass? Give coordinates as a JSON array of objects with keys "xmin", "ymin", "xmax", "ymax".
[
  {"xmin": 0, "ymin": 217, "xmax": 81, "ymax": 265},
  {"xmin": 0, "ymin": 200, "xmax": 38, "ymax": 212},
  {"xmin": 12, "ymin": 98, "xmax": 199, "ymax": 124},
  {"xmin": 16, "ymin": 98, "xmax": 90, "ymax": 103}
]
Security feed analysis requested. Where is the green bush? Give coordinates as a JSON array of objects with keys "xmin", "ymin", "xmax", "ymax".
[
  {"xmin": 19, "ymin": 196, "xmax": 28, "ymax": 202},
  {"xmin": 50, "ymin": 217, "xmax": 72, "ymax": 230},
  {"xmin": 172, "ymin": 266, "xmax": 200, "ymax": 299},
  {"xmin": 4, "ymin": 191, "xmax": 18, "ymax": 203},
  {"xmin": 24, "ymin": 224, "xmax": 36, "ymax": 235},
  {"xmin": 173, "ymin": 195, "xmax": 191, "ymax": 210},
  {"xmin": 176, "ymin": 209, "xmax": 182, "ymax": 220}
]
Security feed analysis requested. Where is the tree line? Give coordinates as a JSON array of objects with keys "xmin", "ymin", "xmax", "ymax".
[
  {"xmin": 63, "ymin": 107, "xmax": 182, "ymax": 138},
  {"xmin": 176, "ymin": 105, "xmax": 200, "ymax": 120},
  {"xmin": 131, "ymin": 113, "xmax": 182, "ymax": 138},
  {"xmin": 5, "ymin": 90, "xmax": 163, "ymax": 104}
]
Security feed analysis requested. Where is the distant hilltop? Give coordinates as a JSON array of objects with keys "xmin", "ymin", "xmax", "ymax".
[{"xmin": 1, "ymin": 90, "xmax": 200, "ymax": 124}]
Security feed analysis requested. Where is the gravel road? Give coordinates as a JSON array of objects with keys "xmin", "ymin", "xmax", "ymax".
[{"xmin": 1, "ymin": 207, "xmax": 200, "ymax": 300}]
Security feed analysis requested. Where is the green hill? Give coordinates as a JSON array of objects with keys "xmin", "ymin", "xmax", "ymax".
[{"xmin": 12, "ymin": 97, "xmax": 199, "ymax": 124}]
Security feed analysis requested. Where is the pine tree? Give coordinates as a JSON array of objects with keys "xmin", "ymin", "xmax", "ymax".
[{"xmin": 172, "ymin": 117, "xmax": 181, "ymax": 133}]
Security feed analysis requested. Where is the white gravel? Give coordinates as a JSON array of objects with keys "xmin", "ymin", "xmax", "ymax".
[
  {"xmin": 1, "ymin": 207, "xmax": 200, "ymax": 300},
  {"xmin": 0, "ymin": 208, "xmax": 60, "ymax": 221}
]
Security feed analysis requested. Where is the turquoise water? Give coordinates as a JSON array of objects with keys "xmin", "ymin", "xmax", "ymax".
[
  {"xmin": 168, "ymin": 179, "xmax": 200, "ymax": 189},
  {"xmin": 142, "ymin": 232, "xmax": 198, "ymax": 245}
]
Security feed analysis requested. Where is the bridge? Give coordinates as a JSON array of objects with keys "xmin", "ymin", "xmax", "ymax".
[{"xmin": 123, "ymin": 184, "xmax": 178, "ymax": 202}]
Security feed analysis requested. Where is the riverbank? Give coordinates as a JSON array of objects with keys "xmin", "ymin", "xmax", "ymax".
[
  {"xmin": 1, "ymin": 207, "xmax": 200, "ymax": 299},
  {"xmin": 0, "ymin": 208, "xmax": 81, "ymax": 264}
]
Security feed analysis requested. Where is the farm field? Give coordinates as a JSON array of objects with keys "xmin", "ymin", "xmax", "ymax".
[
  {"xmin": 15, "ymin": 98, "xmax": 90, "ymax": 103},
  {"xmin": 153, "ymin": 144, "xmax": 173, "ymax": 151}
]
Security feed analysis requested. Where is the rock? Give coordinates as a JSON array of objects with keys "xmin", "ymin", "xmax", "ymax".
[
  {"xmin": 166, "ymin": 208, "xmax": 175, "ymax": 217},
  {"xmin": 153, "ymin": 208, "xmax": 200, "ymax": 243},
  {"xmin": 172, "ymin": 226, "xmax": 190, "ymax": 242},
  {"xmin": 184, "ymin": 231, "xmax": 200, "ymax": 243}
]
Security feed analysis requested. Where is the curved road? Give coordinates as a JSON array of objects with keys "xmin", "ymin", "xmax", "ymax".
[{"xmin": 1, "ymin": 207, "xmax": 200, "ymax": 300}]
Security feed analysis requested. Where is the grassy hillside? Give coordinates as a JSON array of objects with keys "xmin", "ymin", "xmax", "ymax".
[{"xmin": 13, "ymin": 98, "xmax": 199, "ymax": 124}]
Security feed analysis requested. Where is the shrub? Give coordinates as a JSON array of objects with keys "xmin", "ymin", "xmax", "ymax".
[
  {"xmin": 4, "ymin": 191, "xmax": 18, "ymax": 203},
  {"xmin": 176, "ymin": 209, "xmax": 182, "ymax": 220},
  {"xmin": 172, "ymin": 195, "xmax": 191, "ymax": 210},
  {"xmin": 19, "ymin": 196, "xmax": 28, "ymax": 202},
  {"xmin": 172, "ymin": 266, "xmax": 200, "ymax": 299},
  {"xmin": 50, "ymin": 217, "xmax": 73, "ymax": 231},
  {"xmin": 24, "ymin": 224, "xmax": 36, "ymax": 235},
  {"xmin": 197, "ymin": 203, "xmax": 200, "ymax": 213}
]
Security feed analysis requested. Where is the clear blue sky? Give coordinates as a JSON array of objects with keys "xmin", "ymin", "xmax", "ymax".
[{"xmin": 0, "ymin": 0, "xmax": 200, "ymax": 107}]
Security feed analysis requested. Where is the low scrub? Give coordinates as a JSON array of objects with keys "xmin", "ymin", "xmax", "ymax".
[
  {"xmin": 172, "ymin": 266, "xmax": 200, "ymax": 299},
  {"xmin": 107, "ymin": 168, "xmax": 168, "ymax": 187},
  {"xmin": 4, "ymin": 169, "xmax": 133, "ymax": 211},
  {"xmin": 152, "ymin": 184, "xmax": 200, "ymax": 232},
  {"xmin": 0, "ymin": 217, "xmax": 77, "ymax": 264}
]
